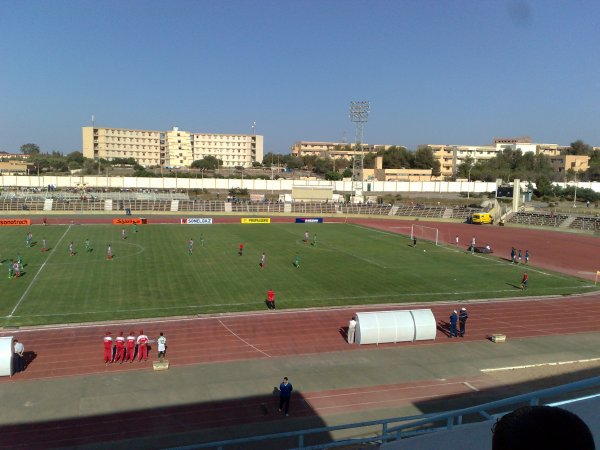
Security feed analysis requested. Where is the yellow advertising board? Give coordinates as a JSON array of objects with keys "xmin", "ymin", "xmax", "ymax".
[{"xmin": 240, "ymin": 218, "xmax": 271, "ymax": 224}]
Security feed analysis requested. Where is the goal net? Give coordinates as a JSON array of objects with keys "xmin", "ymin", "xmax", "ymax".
[{"xmin": 410, "ymin": 224, "xmax": 439, "ymax": 246}]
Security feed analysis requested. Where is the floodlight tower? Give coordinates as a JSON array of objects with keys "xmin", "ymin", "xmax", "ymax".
[{"xmin": 349, "ymin": 101, "xmax": 370, "ymax": 202}]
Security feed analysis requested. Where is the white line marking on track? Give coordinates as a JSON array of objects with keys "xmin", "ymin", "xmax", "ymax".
[
  {"xmin": 463, "ymin": 381, "xmax": 479, "ymax": 392},
  {"xmin": 7, "ymin": 225, "xmax": 72, "ymax": 318},
  {"xmin": 481, "ymin": 357, "xmax": 600, "ymax": 373},
  {"xmin": 218, "ymin": 319, "xmax": 271, "ymax": 358}
]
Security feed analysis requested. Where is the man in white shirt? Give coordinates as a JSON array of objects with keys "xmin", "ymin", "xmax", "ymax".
[
  {"xmin": 347, "ymin": 317, "xmax": 357, "ymax": 344},
  {"xmin": 13, "ymin": 339, "xmax": 25, "ymax": 373},
  {"xmin": 157, "ymin": 332, "xmax": 167, "ymax": 359}
]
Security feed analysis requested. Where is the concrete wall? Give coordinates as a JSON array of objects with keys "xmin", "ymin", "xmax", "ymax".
[{"xmin": 0, "ymin": 175, "xmax": 505, "ymax": 194}]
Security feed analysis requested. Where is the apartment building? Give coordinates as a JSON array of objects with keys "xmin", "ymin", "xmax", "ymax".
[
  {"xmin": 290, "ymin": 141, "xmax": 393, "ymax": 160},
  {"xmin": 548, "ymin": 154, "xmax": 590, "ymax": 174},
  {"xmin": 82, "ymin": 126, "xmax": 263, "ymax": 168},
  {"xmin": 422, "ymin": 144, "xmax": 499, "ymax": 178}
]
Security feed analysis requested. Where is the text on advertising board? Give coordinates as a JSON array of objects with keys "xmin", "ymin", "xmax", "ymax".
[
  {"xmin": 180, "ymin": 218, "xmax": 213, "ymax": 224},
  {"xmin": 0, "ymin": 219, "xmax": 31, "ymax": 226},
  {"xmin": 240, "ymin": 218, "xmax": 271, "ymax": 224},
  {"xmin": 112, "ymin": 218, "xmax": 144, "ymax": 225},
  {"xmin": 294, "ymin": 218, "xmax": 324, "ymax": 223}
]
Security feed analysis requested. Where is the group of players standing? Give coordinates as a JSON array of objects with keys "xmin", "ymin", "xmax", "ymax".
[{"xmin": 103, "ymin": 330, "xmax": 167, "ymax": 364}]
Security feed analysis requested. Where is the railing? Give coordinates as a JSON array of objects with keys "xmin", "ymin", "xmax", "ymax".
[{"xmin": 170, "ymin": 375, "xmax": 600, "ymax": 450}]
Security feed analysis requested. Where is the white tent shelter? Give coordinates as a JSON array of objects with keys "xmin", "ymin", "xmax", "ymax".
[
  {"xmin": 0, "ymin": 336, "xmax": 14, "ymax": 376},
  {"xmin": 355, "ymin": 310, "xmax": 436, "ymax": 345}
]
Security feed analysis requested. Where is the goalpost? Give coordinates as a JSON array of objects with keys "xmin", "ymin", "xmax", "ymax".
[{"xmin": 410, "ymin": 224, "xmax": 439, "ymax": 246}]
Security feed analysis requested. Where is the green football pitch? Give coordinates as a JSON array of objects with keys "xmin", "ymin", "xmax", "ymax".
[{"xmin": 0, "ymin": 223, "xmax": 595, "ymax": 326}]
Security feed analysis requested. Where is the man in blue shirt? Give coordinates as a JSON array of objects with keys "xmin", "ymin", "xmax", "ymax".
[
  {"xmin": 279, "ymin": 377, "xmax": 293, "ymax": 416},
  {"xmin": 449, "ymin": 310, "xmax": 458, "ymax": 338}
]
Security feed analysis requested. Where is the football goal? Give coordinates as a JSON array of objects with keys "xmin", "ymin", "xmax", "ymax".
[{"xmin": 410, "ymin": 224, "xmax": 439, "ymax": 246}]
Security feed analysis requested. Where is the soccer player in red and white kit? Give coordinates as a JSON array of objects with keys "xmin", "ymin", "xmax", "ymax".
[
  {"xmin": 126, "ymin": 331, "xmax": 136, "ymax": 362},
  {"xmin": 137, "ymin": 330, "xmax": 149, "ymax": 361},
  {"xmin": 103, "ymin": 332, "xmax": 113, "ymax": 364},
  {"xmin": 114, "ymin": 331, "xmax": 126, "ymax": 363}
]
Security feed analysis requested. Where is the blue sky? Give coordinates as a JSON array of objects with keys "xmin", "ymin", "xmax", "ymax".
[{"xmin": 1, "ymin": 0, "xmax": 600, "ymax": 155}]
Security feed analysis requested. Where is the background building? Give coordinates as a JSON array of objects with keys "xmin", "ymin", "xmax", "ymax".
[
  {"xmin": 290, "ymin": 141, "xmax": 393, "ymax": 160},
  {"xmin": 83, "ymin": 126, "xmax": 263, "ymax": 168}
]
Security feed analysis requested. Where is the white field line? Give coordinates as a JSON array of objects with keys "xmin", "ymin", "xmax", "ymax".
[
  {"xmin": 1, "ymin": 284, "xmax": 593, "ymax": 321},
  {"xmin": 481, "ymin": 357, "xmax": 600, "ymax": 373},
  {"xmin": 8, "ymin": 225, "xmax": 72, "ymax": 318},
  {"xmin": 217, "ymin": 319, "xmax": 271, "ymax": 358}
]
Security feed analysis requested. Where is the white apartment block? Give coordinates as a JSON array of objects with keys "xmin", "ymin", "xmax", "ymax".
[{"xmin": 82, "ymin": 126, "xmax": 263, "ymax": 168}]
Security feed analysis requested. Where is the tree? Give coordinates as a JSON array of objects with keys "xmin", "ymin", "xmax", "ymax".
[
  {"xmin": 284, "ymin": 155, "xmax": 303, "ymax": 170},
  {"xmin": 66, "ymin": 151, "xmax": 84, "ymax": 165},
  {"xmin": 324, "ymin": 171, "xmax": 342, "ymax": 181},
  {"xmin": 20, "ymin": 143, "xmax": 40, "ymax": 155},
  {"xmin": 414, "ymin": 147, "xmax": 436, "ymax": 169},
  {"xmin": 191, "ymin": 155, "xmax": 221, "ymax": 170},
  {"xmin": 568, "ymin": 140, "xmax": 592, "ymax": 155},
  {"xmin": 382, "ymin": 146, "xmax": 411, "ymax": 169},
  {"xmin": 342, "ymin": 168, "xmax": 353, "ymax": 178},
  {"xmin": 534, "ymin": 175, "xmax": 554, "ymax": 197},
  {"xmin": 314, "ymin": 157, "xmax": 333, "ymax": 174}
]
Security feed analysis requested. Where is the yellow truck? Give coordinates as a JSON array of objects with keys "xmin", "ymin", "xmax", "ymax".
[{"xmin": 471, "ymin": 212, "xmax": 493, "ymax": 224}]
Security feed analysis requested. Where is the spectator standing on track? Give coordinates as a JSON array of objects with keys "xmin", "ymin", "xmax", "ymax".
[
  {"xmin": 126, "ymin": 331, "xmax": 136, "ymax": 362},
  {"xmin": 525, "ymin": 249, "xmax": 530, "ymax": 265},
  {"xmin": 157, "ymin": 332, "xmax": 167, "ymax": 359},
  {"xmin": 13, "ymin": 339, "xmax": 24, "ymax": 373},
  {"xmin": 521, "ymin": 273, "xmax": 529, "ymax": 290},
  {"xmin": 137, "ymin": 330, "xmax": 149, "ymax": 361},
  {"xmin": 511, "ymin": 247, "xmax": 516, "ymax": 263},
  {"xmin": 518, "ymin": 249, "xmax": 522, "ymax": 264},
  {"xmin": 278, "ymin": 377, "xmax": 293, "ymax": 416},
  {"xmin": 103, "ymin": 332, "xmax": 113, "ymax": 364},
  {"xmin": 471, "ymin": 236, "xmax": 476, "ymax": 249},
  {"xmin": 114, "ymin": 332, "xmax": 126, "ymax": 364},
  {"xmin": 449, "ymin": 310, "xmax": 458, "ymax": 338},
  {"xmin": 455, "ymin": 235, "xmax": 459, "ymax": 246},
  {"xmin": 266, "ymin": 289, "xmax": 275, "ymax": 309},
  {"xmin": 347, "ymin": 317, "xmax": 357, "ymax": 344},
  {"xmin": 458, "ymin": 308, "xmax": 468, "ymax": 337}
]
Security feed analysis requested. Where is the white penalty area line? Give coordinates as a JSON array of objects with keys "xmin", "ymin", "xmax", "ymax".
[
  {"xmin": 481, "ymin": 357, "xmax": 600, "ymax": 373},
  {"xmin": 8, "ymin": 224, "xmax": 72, "ymax": 318},
  {"xmin": 217, "ymin": 319, "xmax": 271, "ymax": 358}
]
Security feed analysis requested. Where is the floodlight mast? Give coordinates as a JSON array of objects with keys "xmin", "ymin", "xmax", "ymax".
[{"xmin": 349, "ymin": 101, "xmax": 370, "ymax": 202}]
